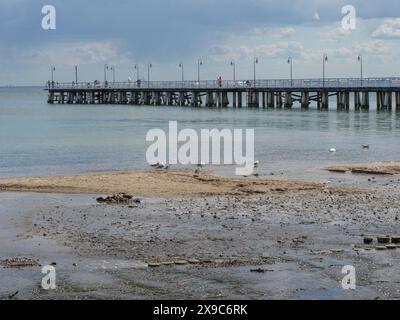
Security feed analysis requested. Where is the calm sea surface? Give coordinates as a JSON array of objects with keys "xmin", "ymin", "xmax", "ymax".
[{"xmin": 1, "ymin": 87, "xmax": 400, "ymax": 182}]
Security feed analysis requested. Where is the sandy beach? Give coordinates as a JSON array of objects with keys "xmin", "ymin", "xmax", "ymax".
[
  {"xmin": 0, "ymin": 164, "xmax": 400, "ymax": 299},
  {"xmin": 0, "ymin": 169, "xmax": 321, "ymax": 197}
]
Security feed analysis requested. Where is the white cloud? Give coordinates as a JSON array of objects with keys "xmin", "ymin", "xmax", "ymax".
[
  {"xmin": 21, "ymin": 41, "xmax": 129, "ymax": 66},
  {"xmin": 208, "ymin": 41, "xmax": 305, "ymax": 62},
  {"xmin": 319, "ymin": 26, "xmax": 351, "ymax": 41},
  {"xmin": 279, "ymin": 27, "xmax": 295, "ymax": 38},
  {"xmin": 372, "ymin": 18, "xmax": 400, "ymax": 38}
]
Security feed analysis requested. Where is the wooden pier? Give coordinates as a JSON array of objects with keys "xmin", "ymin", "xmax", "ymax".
[{"xmin": 46, "ymin": 78, "xmax": 400, "ymax": 111}]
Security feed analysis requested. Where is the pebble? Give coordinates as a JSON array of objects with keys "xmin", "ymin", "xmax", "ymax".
[
  {"xmin": 188, "ymin": 259, "xmax": 200, "ymax": 264},
  {"xmin": 391, "ymin": 236, "xmax": 400, "ymax": 244},
  {"xmin": 363, "ymin": 237, "xmax": 374, "ymax": 245},
  {"xmin": 377, "ymin": 236, "xmax": 391, "ymax": 244},
  {"xmin": 148, "ymin": 263, "xmax": 161, "ymax": 267}
]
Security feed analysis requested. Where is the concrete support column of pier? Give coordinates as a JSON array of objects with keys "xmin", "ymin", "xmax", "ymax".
[
  {"xmin": 238, "ymin": 92, "xmax": 242, "ymax": 108},
  {"xmin": 47, "ymin": 92, "xmax": 54, "ymax": 104},
  {"xmin": 377, "ymin": 92, "xmax": 382, "ymax": 110},
  {"xmin": 254, "ymin": 91, "xmax": 259, "ymax": 108},
  {"xmin": 217, "ymin": 92, "xmax": 223, "ymax": 108},
  {"xmin": 301, "ymin": 91, "xmax": 309, "ymax": 109},
  {"xmin": 108, "ymin": 91, "xmax": 113, "ymax": 104},
  {"xmin": 206, "ymin": 92, "xmax": 214, "ymax": 107},
  {"xmin": 165, "ymin": 92, "xmax": 171, "ymax": 106},
  {"xmin": 247, "ymin": 91, "xmax": 253, "ymax": 108},
  {"xmin": 276, "ymin": 92, "xmax": 283, "ymax": 108},
  {"xmin": 345, "ymin": 92, "xmax": 350, "ymax": 110},
  {"xmin": 362, "ymin": 92, "xmax": 370, "ymax": 110},
  {"xmin": 105, "ymin": 91, "xmax": 108, "ymax": 104},
  {"xmin": 321, "ymin": 91, "xmax": 329, "ymax": 109},
  {"xmin": 150, "ymin": 92, "xmax": 155, "ymax": 105},
  {"xmin": 222, "ymin": 92, "xmax": 229, "ymax": 107},
  {"xmin": 135, "ymin": 92, "xmax": 141, "ymax": 105},
  {"xmin": 179, "ymin": 92, "xmax": 185, "ymax": 106},
  {"xmin": 262, "ymin": 92, "xmax": 266, "ymax": 108},
  {"xmin": 108, "ymin": 91, "xmax": 112, "ymax": 104},
  {"xmin": 396, "ymin": 92, "xmax": 400, "ymax": 111},
  {"xmin": 232, "ymin": 92, "xmax": 237, "ymax": 108},
  {"xmin": 384, "ymin": 92, "xmax": 393, "ymax": 110},
  {"xmin": 337, "ymin": 92, "xmax": 349, "ymax": 110},
  {"xmin": 155, "ymin": 92, "xmax": 162, "ymax": 105},
  {"xmin": 354, "ymin": 92, "xmax": 360, "ymax": 110},
  {"xmin": 191, "ymin": 92, "xmax": 197, "ymax": 107},
  {"xmin": 248, "ymin": 91, "xmax": 259, "ymax": 108},
  {"xmin": 284, "ymin": 92, "xmax": 293, "ymax": 108},
  {"xmin": 267, "ymin": 92, "xmax": 275, "ymax": 108},
  {"xmin": 173, "ymin": 93, "xmax": 179, "ymax": 106}
]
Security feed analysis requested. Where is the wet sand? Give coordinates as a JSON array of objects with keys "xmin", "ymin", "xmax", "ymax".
[
  {"xmin": 1, "ymin": 168, "xmax": 400, "ymax": 299},
  {"xmin": 325, "ymin": 162, "xmax": 400, "ymax": 175},
  {"xmin": 0, "ymin": 169, "xmax": 320, "ymax": 197}
]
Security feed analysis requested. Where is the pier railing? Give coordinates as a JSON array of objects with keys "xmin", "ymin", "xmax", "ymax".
[{"xmin": 47, "ymin": 77, "xmax": 400, "ymax": 90}]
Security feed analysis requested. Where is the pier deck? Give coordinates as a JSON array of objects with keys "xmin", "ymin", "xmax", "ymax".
[{"xmin": 46, "ymin": 78, "xmax": 400, "ymax": 110}]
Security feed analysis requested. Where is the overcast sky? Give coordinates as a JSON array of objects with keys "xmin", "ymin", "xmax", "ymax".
[{"xmin": 0, "ymin": 0, "xmax": 400, "ymax": 85}]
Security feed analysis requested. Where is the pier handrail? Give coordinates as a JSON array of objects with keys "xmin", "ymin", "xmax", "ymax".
[{"xmin": 46, "ymin": 77, "xmax": 400, "ymax": 90}]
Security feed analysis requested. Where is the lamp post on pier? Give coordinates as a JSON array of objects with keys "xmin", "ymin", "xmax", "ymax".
[
  {"xmin": 74, "ymin": 66, "xmax": 78, "ymax": 84},
  {"xmin": 147, "ymin": 63, "xmax": 152, "ymax": 88},
  {"xmin": 51, "ymin": 66, "xmax": 56, "ymax": 82},
  {"xmin": 197, "ymin": 59, "xmax": 203, "ymax": 83},
  {"xmin": 110, "ymin": 66, "xmax": 116, "ymax": 83},
  {"xmin": 179, "ymin": 63, "xmax": 184, "ymax": 82},
  {"xmin": 358, "ymin": 54, "xmax": 363, "ymax": 87},
  {"xmin": 104, "ymin": 64, "xmax": 109, "ymax": 83},
  {"xmin": 134, "ymin": 64, "xmax": 140, "ymax": 81},
  {"xmin": 287, "ymin": 58, "xmax": 293, "ymax": 87},
  {"xmin": 253, "ymin": 57, "xmax": 259, "ymax": 88},
  {"xmin": 230, "ymin": 60, "xmax": 236, "ymax": 82},
  {"xmin": 322, "ymin": 54, "xmax": 328, "ymax": 88}
]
